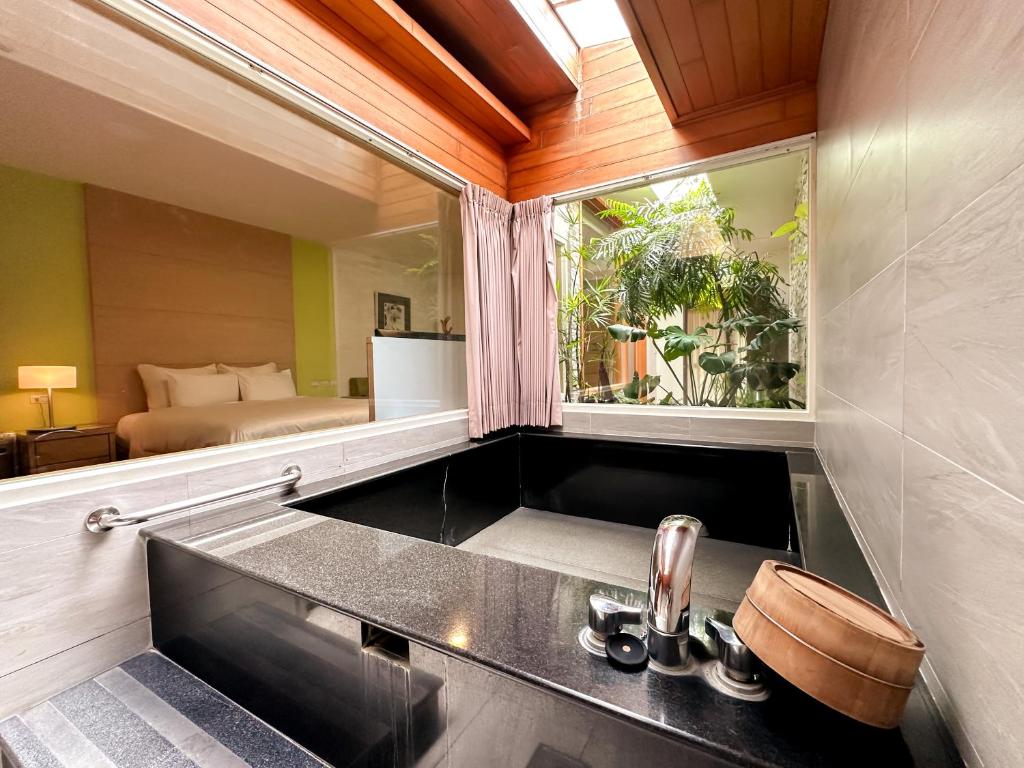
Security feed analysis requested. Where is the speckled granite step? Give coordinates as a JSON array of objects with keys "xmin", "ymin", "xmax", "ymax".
[{"xmin": 0, "ymin": 651, "xmax": 328, "ymax": 768}]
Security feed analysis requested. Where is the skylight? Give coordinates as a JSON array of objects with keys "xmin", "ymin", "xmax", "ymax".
[{"xmin": 551, "ymin": 0, "xmax": 631, "ymax": 48}]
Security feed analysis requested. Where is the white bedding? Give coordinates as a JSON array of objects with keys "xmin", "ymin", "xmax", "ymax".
[{"xmin": 117, "ymin": 397, "xmax": 370, "ymax": 458}]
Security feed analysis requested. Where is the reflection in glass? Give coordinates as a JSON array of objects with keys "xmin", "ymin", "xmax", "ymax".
[
  {"xmin": 0, "ymin": 43, "xmax": 465, "ymax": 478},
  {"xmin": 555, "ymin": 151, "xmax": 810, "ymax": 410}
]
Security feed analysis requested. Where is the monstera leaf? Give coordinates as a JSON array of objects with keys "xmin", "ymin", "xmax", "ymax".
[
  {"xmin": 716, "ymin": 315, "xmax": 769, "ymax": 335},
  {"xmin": 743, "ymin": 361, "xmax": 801, "ymax": 391},
  {"xmin": 618, "ymin": 374, "xmax": 659, "ymax": 399},
  {"xmin": 743, "ymin": 317, "xmax": 803, "ymax": 352},
  {"xmin": 652, "ymin": 325, "xmax": 711, "ymax": 361},
  {"xmin": 621, "ymin": 372, "xmax": 661, "ymax": 401},
  {"xmin": 698, "ymin": 350, "xmax": 737, "ymax": 375}
]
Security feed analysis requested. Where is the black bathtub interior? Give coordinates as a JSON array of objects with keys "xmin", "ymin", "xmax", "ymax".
[{"xmin": 287, "ymin": 432, "xmax": 800, "ymax": 555}]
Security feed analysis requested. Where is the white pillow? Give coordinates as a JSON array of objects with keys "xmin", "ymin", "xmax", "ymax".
[
  {"xmin": 137, "ymin": 363, "xmax": 216, "ymax": 410},
  {"xmin": 239, "ymin": 369, "xmax": 296, "ymax": 401},
  {"xmin": 216, "ymin": 362, "xmax": 278, "ymax": 375},
  {"xmin": 167, "ymin": 371, "xmax": 240, "ymax": 407}
]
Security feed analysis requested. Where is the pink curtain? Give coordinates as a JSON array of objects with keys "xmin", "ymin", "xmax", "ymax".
[
  {"xmin": 461, "ymin": 184, "xmax": 562, "ymax": 438},
  {"xmin": 461, "ymin": 184, "xmax": 517, "ymax": 438},
  {"xmin": 512, "ymin": 196, "xmax": 562, "ymax": 430}
]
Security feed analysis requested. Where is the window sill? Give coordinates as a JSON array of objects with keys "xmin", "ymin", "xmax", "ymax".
[{"xmin": 562, "ymin": 402, "xmax": 813, "ymax": 422}]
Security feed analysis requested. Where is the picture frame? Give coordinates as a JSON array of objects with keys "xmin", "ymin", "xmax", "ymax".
[{"xmin": 375, "ymin": 292, "xmax": 411, "ymax": 331}]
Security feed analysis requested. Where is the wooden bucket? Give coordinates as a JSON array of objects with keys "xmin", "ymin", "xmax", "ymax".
[{"xmin": 733, "ymin": 561, "xmax": 925, "ymax": 728}]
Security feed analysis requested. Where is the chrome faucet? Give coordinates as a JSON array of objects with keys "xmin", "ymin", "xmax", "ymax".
[
  {"xmin": 579, "ymin": 515, "xmax": 766, "ymax": 697},
  {"xmin": 646, "ymin": 515, "xmax": 702, "ymax": 673}
]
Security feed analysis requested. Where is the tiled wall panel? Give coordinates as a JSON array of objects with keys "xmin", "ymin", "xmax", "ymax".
[
  {"xmin": 901, "ymin": 440, "xmax": 1024, "ymax": 765},
  {"xmin": 559, "ymin": 408, "xmax": 814, "ymax": 448},
  {"xmin": 0, "ymin": 414, "xmax": 469, "ymax": 719},
  {"xmin": 815, "ymin": 2, "xmax": 1024, "ymax": 765}
]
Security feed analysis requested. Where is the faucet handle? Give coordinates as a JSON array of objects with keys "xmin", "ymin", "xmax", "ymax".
[
  {"xmin": 589, "ymin": 594, "xmax": 643, "ymax": 636},
  {"xmin": 705, "ymin": 616, "xmax": 758, "ymax": 683},
  {"xmin": 579, "ymin": 594, "xmax": 644, "ymax": 657}
]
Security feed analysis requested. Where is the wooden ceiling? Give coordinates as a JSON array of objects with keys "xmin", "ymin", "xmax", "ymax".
[
  {"xmin": 314, "ymin": 0, "xmax": 531, "ymax": 144},
  {"xmin": 391, "ymin": 0, "xmax": 580, "ymax": 110},
  {"xmin": 616, "ymin": 0, "xmax": 829, "ymax": 123}
]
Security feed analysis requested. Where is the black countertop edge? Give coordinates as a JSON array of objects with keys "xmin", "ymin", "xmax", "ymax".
[
  {"xmin": 144, "ymin": 532, "xmax": 762, "ymax": 767},
  {"xmin": 533, "ymin": 427, "xmax": 815, "ymax": 456}
]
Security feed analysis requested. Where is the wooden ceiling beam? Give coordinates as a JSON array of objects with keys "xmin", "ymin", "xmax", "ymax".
[
  {"xmin": 392, "ymin": 0, "xmax": 580, "ymax": 111},
  {"xmin": 318, "ymin": 0, "xmax": 532, "ymax": 145}
]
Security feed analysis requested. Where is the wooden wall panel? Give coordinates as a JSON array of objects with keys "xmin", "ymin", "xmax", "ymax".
[
  {"xmin": 155, "ymin": 0, "xmax": 822, "ymax": 204},
  {"xmin": 375, "ymin": 162, "xmax": 447, "ymax": 231},
  {"xmin": 85, "ymin": 186, "xmax": 296, "ymax": 423},
  {"xmin": 506, "ymin": 41, "xmax": 816, "ymax": 201},
  {"xmin": 161, "ymin": 0, "xmax": 509, "ymax": 196}
]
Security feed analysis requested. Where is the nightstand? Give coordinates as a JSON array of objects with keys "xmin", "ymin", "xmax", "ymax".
[{"xmin": 16, "ymin": 424, "xmax": 116, "ymax": 475}]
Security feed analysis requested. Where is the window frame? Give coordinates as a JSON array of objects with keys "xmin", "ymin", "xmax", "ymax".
[{"xmin": 551, "ymin": 135, "xmax": 817, "ymax": 423}]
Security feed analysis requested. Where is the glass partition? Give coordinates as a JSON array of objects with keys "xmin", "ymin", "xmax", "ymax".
[
  {"xmin": 555, "ymin": 150, "xmax": 810, "ymax": 410},
  {"xmin": 0, "ymin": 39, "xmax": 465, "ymax": 479}
]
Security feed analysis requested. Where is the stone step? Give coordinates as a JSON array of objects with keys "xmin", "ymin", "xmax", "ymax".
[{"xmin": 0, "ymin": 651, "xmax": 328, "ymax": 768}]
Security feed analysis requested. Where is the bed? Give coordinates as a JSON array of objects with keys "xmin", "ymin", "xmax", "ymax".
[{"xmin": 116, "ymin": 396, "xmax": 370, "ymax": 458}]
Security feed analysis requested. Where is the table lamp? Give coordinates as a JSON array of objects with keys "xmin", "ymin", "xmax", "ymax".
[{"xmin": 18, "ymin": 366, "xmax": 78, "ymax": 432}]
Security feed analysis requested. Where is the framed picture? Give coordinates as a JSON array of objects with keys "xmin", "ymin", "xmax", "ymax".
[{"xmin": 375, "ymin": 292, "xmax": 411, "ymax": 331}]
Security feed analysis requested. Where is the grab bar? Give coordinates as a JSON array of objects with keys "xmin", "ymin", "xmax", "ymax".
[{"xmin": 84, "ymin": 464, "xmax": 302, "ymax": 533}]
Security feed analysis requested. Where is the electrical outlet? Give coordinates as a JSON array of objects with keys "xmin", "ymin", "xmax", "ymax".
[{"xmin": 30, "ymin": 394, "xmax": 49, "ymax": 405}]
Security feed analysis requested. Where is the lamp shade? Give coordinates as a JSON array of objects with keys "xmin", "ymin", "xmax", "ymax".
[{"xmin": 18, "ymin": 366, "xmax": 77, "ymax": 389}]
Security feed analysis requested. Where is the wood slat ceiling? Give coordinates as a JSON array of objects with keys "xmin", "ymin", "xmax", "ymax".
[
  {"xmin": 392, "ymin": 0, "xmax": 580, "ymax": 110},
  {"xmin": 616, "ymin": 0, "xmax": 828, "ymax": 124}
]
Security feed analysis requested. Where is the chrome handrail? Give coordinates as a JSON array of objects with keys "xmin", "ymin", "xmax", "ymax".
[{"xmin": 84, "ymin": 464, "xmax": 302, "ymax": 533}]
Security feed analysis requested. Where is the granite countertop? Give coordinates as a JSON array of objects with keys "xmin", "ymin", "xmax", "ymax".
[{"xmin": 144, "ymin": 438, "xmax": 961, "ymax": 768}]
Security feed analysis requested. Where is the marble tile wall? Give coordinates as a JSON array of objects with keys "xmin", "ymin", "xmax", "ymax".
[
  {"xmin": 0, "ymin": 413, "xmax": 469, "ymax": 719},
  {"xmin": 815, "ymin": 2, "xmax": 1024, "ymax": 766},
  {"xmin": 559, "ymin": 407, "xmax": 815, "ymax": 448}
]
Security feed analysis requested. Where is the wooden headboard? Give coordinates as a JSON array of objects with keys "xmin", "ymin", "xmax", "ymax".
[{"xmin": 85, "ymin": 186, "xmax": 295, "ymax": 424}]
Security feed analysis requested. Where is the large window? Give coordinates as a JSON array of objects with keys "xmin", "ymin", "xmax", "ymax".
[
  {"xmin": 0, "ymin": 27, "xmax": 465, "ymax": 479},
  {"xmin": 555, "ymin": 149, "xmax": 810, "ymax": 410}
]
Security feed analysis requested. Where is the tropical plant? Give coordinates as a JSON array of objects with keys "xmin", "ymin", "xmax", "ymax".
[
  {"xmin": 589, "ymin": 181, "xmax": 748, "ymax": 326},
  {"xmin": 565, "ymin": 179, "xmax": 805, "ymax": 409},
  {"xmin": 776, "ymin": 167, "xmax": 811, "ymax": 404},
  {"xmin": 555, "ymin": 204, "xmax": 618, "ymax": 401},
  {"xmin": 617, "ymin": 372, "xmax": 662, "ymax": 404},
  {"xmin": 772, "ymin": 201, "xmax": 809, "ymax": 265}
]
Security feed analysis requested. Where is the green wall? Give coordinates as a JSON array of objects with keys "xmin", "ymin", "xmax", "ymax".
[
  {"xmin": 291, "ymin": 238, "xmax": 337, "ymax": 397},
  {"xmin": 0, "ymin": 165, "xmax": 97, "ymax": 431}
]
